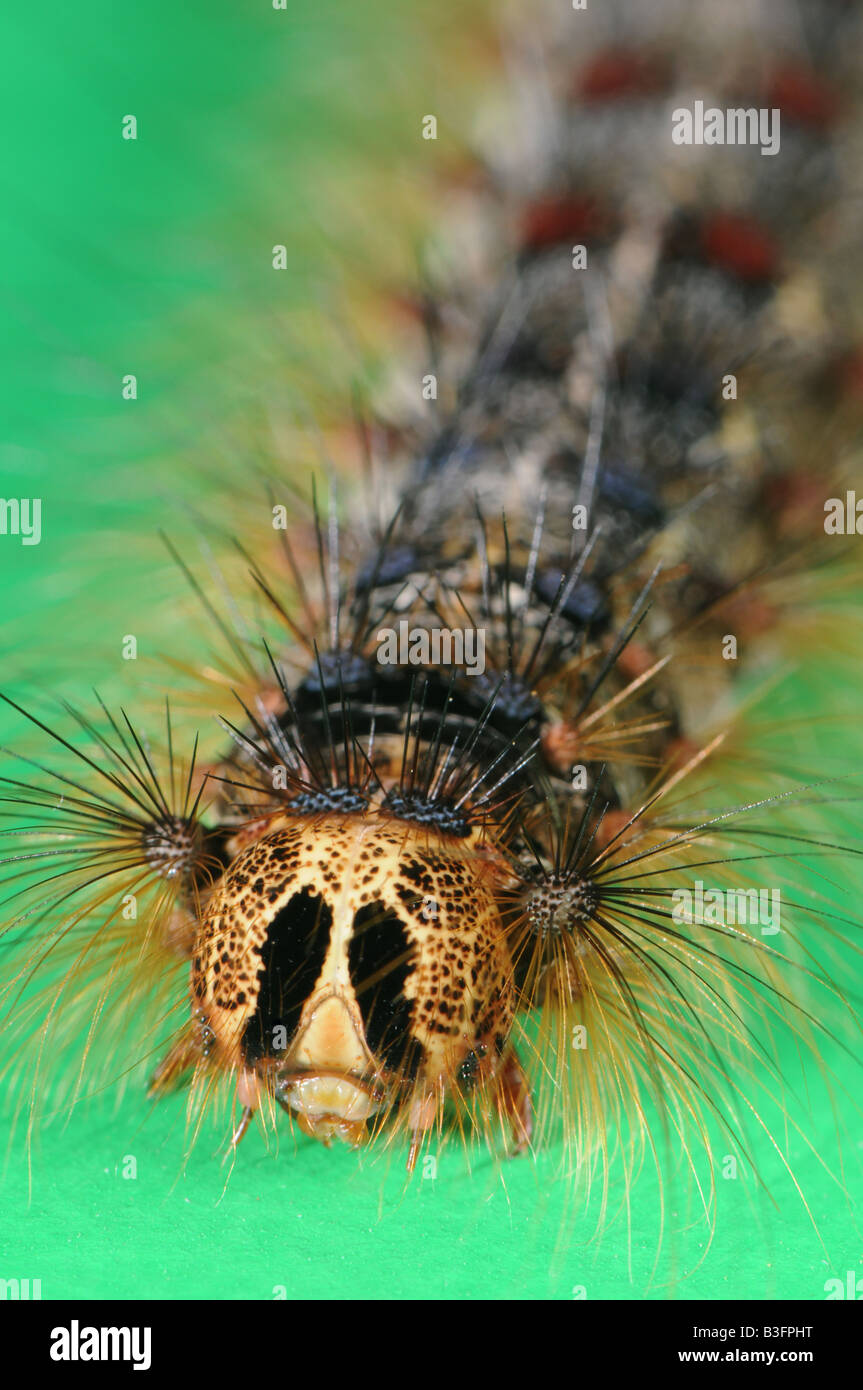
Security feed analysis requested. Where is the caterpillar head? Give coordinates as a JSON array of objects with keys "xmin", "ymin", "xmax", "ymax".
[{"xmin": 187, "ymin": 812, "xmax": 516, "ymax": 1151}]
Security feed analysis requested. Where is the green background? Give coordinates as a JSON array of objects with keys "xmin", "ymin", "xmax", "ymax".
[{"xmin": 0, "ymin": 0, "xmax": 860, "ymax": 1300}]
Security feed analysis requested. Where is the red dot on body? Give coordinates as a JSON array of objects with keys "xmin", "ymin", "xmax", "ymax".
[
  {"xmin": 838, "ymin": 346, "xmax": 863, "ymax": 402},
  {"xmin": 766, "ymin": 64, "xmax": 839, "ymax": 130},
  {"xmin": 520, "ymin": 195, "xmax": 608, "ymax": 251},
  {"xmin": 700, "ymin": 213, "xmax": 779, "ymax": 283},
  {"xmin": 576, "ymin": 49, "xmax": 668, "ymax": 102}
]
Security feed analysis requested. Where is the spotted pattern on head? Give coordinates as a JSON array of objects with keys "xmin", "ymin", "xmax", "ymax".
[{"xmin": 191, "ymin": 812, "xmax": 515, "ymax": 1092}]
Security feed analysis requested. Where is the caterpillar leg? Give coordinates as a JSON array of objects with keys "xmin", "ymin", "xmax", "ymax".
[
  {"xmin": 496, "ymin": 1048, "xmax": 534, "ymax": 1155},
  {"xmin": 231, "ymin": 1106, "xmax": 255, "ymax": 1148},
  {"xmin": 229, "ymin": 1069, "xmax": 264, "ymax": 1147},
  {"xmin": 406, "ymin": 1090, "xmax": 438, "ymax": 1174}
]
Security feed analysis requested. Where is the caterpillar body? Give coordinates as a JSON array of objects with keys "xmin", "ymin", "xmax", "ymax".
[{"xmin": 1, "ymin": 0, "xmax": 862, "ymax": 1287}]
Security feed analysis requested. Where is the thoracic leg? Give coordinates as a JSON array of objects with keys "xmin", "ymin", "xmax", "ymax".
[{"xmin": 497, "ymin": 1047, "xmax": 533, "ymax": 1154}]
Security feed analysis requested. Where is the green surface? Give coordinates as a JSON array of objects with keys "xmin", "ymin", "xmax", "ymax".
[
  {"xmin": 4, "ymin": 1089, "xmax": 860, "ymax": 1301},
  {"xmin": 0, "ymin": 1, "xmax": 861, "ymax": 1301}
]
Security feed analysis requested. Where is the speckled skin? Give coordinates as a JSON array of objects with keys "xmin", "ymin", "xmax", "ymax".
[{"xmin": 188, "ymin": 812, "xmax": 515, "ymax": 1146}]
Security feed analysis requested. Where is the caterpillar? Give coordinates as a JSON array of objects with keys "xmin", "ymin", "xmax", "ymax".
[{"xmin": 2, "ymin": 0, "xmax": 862, "ymax": 1299}]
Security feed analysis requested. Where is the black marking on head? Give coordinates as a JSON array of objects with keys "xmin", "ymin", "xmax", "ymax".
[
  {"xmin": 349, "ymin": 901, "xmax": 422, "ymax": 1078},
  {"xmin": 242, "ymin": 889, "xmax": 332, "ymax": 1063}
]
